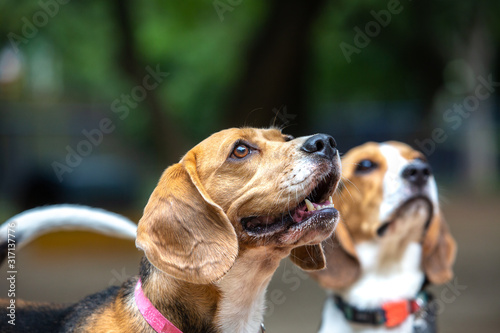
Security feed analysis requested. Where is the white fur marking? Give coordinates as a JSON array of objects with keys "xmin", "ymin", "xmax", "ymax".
[
  {"xmin": 216, "ymin": 249, "xmax": 276, "ymax": 333},
  {"xmin": 379, "ymin": 145, "xmax": 439, "ymax": 222},
  {"xmin": 319, "ymin": 242, "xmax": 424, "ymax": 333},
  {"xmin": 318, "ymin": 144, "xmax": 439, "ymax": 332},
  {"xmin": 341, "ymin": 242, "xmax": 425, "ymax": 308}
]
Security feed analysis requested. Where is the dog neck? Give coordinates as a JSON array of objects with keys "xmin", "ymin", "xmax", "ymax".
[
  {"xmin": 215, "ymin": 246, "xmax": 288, "ymax": 333},
  {"xmin": 338, "ymin": 201, "xmax": 430, "ymax": 309},
  {"xmin": 319, "ymin": 241, "xmax": 425, "ymax": 333},
  {"xmin": 134, "ymin": 247, "xmax": 288, "ymax": 333},
  {"xmin": 340, "ymin": 241, "xmax": 425, "ymax": 309},
  {"xmin": 136, "ymin": 258, "xmax": 219, "ymax": 332}
]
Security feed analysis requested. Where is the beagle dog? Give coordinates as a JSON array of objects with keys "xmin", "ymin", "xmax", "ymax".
[
  {"xmin": 310, "ymin": 141, "xmax": 456, "ymax": 333},
  {"xmin": 0, "ymin": 127, "xmax": 341, "ymax": 333}
]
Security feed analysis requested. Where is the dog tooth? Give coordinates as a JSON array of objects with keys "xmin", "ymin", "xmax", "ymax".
[
  {"xmin": 329, "ymin": 196, "xmax": 333, "ymax": 204},
  {"xmin": 305, "ymin": 199, "xmax": 315, "ymax": 212}
]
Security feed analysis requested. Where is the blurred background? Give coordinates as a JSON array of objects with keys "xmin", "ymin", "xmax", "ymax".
[{"xmin": 0, "ymin": 0, "xmax": 499, "ymax": 332}]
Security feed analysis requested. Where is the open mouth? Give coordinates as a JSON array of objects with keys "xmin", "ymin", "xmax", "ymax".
[
  {"xmin": 377, "ymin": 195, "xmax": 434, "ymax": 237},
  {"xmin": 241, "ymin": 173, "xmax": 338, "ymax": 236}
]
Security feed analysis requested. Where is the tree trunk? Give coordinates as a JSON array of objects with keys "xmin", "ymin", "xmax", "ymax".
[
  {"xmin": 405, "ymin": 0, "xmax": 446, "ymax": 141},
  {"xmin": 460, "ymin": 8, "xmax": 497, "ymax": 193},
  {"xmin": 112, "ymin": 0, "xmax": 189, "ymax": 164},
  {"xmin": 224, "ymin": 0, "xmax": 326, "ymax": 136}
]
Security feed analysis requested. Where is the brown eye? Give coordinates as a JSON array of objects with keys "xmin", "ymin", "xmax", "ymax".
[
  {"xmin": 232, "ymin": 144, "xmax": 250, "ymax": 158},
  {"xmin": 355, "ymin": 159, "xmax": 378, "ymax": 174}
]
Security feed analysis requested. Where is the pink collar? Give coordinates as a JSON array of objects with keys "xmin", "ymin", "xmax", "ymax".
[{"xmin": 134, "ymin": 279, "xmax": 183, "ymax": 333}]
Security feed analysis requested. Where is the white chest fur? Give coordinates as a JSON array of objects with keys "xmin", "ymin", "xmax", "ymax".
[
  {"xmin": 216, "ymin": 249, "xmax": 277, "ymax": 333},
  {"xmin": 319, "ymin": 241, "xmax": 425, "ymax": 333}
]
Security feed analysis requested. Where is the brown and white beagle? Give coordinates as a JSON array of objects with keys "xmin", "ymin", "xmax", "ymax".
[
  {"xmin": 310, "ymin": 141, "xmax": 457, "ymax": 333},
  {"xmin": 0, "ymin": 127, "xmax": 341, "ymax": 333}
]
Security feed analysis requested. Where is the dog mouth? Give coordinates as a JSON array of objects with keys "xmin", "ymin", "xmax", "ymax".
[
  {"xmin": 241, "ymin": 173, "xmax": 338, "ymax": 236},
  {"xmin": 377, "ymin": 195, "xmax": 434, "ymax": 237}
]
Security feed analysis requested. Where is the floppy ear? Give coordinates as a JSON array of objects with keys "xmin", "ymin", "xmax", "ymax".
[
  {"xmin": 308, "ymin": 221, "xmax": 361, "ymax": 290},
  {"xmin": 290, "ymin": 244, "xmax": 326, "ymax": 271},
  {"xmin": 422, "ymin": 213, "xmax": 456, "ymax": 285},
  {"xmin": 136, "ymin": 151, "xmax": 238, "ymax": 284}
]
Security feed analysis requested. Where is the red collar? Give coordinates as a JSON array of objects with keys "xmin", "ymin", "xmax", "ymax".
[
  {"xmin": 333, "ymin": 291, "xmax": 430, "ymax": 327},
  {"xmin": 135, "ymin": 279, "xmax": 183, "ymax": 333}
]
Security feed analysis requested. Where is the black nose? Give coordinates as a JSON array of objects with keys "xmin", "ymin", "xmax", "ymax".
[
  {"xmin": 301, "ymin": 134, "xmax": 337, "ymax": 160},
  {"xmin": 402, "ymin": 161, "xmax": 432, "ymax": 187}
]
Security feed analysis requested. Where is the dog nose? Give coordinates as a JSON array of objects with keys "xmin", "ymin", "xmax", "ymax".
[
  {"xmin": 402, "ymin": 161, "xmax": 432, "ymax": 187},
  {"xmin": 301, "ymin": 134, "xmax": 337, "ymax": 160}
]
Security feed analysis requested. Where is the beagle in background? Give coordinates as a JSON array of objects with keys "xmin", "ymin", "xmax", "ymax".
[
  {"xmin": 0, "ymin": 128, "xmax": 341, "ymax": 333},
  {"xmin": 310, "ymin": 141, "xmax": 457, "ymax": 333}
]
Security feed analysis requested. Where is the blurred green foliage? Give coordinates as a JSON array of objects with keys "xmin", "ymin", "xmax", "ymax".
[
  {"xmin": 1, "ymin": 0, "xmax": 499, "ymax": 136},
  {"xmin": 1, "ymin": 0, "xmax": 266, "ymax": 139},
  {"xmin": 0, "ymin": 0, "xmax": 499, "ymax": 189}
]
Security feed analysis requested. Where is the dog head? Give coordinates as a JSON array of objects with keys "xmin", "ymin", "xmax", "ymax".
[
  {"xmin": 311, "ymin": 141, "xmax": 456, "ymax": 289},
  {"xmin": 136, "ymin": 128, "xmax": 341, "ymax": 284}
]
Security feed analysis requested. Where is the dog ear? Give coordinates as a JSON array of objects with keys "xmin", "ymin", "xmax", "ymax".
[
  {"xmin": 308, "ymin": 221, "xmax": 361, "ymax": 289},
  {"xmin": 422, "ymin": 213, "xmax": 456, "ymax": 284},
  {"xmin": 136, "ymin": 151, "xmax": 238, "ymax": 284},
  {"xmin": 290, "ymin": 244, "xmax": 326, "ymax": 271}
]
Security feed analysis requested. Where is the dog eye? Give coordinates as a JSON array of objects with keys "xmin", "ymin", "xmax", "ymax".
[
  {"xmin": 355, "ymin": 159, "xmax": 378, "ymax": 173},
  {"xmin": 232, "ymin": 144, "xmax": 250, "ymax": 159}
]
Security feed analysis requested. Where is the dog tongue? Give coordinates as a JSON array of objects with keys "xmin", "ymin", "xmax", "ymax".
[
  {"xmin": 292, "ymin": 206, "xmax": 309, "ymax": 223},
  {"xmin": 292, "ymin": 197, "xmax": 335, "ymax": 223}
]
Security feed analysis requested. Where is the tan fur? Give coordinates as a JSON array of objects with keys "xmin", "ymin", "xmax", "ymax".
[
  {"xmin": 8, "ymin": 128, "xmax": 340, "ymax": 333},
  {"xmin": 133, "ymin": 128, "xmax": 340, "ymax": 331},
  {"xmin": 310, "ymin": 141, "xmax": 456, "ymax": 290},
  {"xmin": 377, "ymin": 199, "xmax": 430, "ymax": 268},
  {"xmin": 422, "ymin": 214, "xmax": 457, "ymax": 284},
  {"xmin": 336, "ymin": 142, "xmax": 389, "ymax": 242},
  {"xmin": 136, "ymin": 128, "xmax": 336, "ymax": 284}
]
